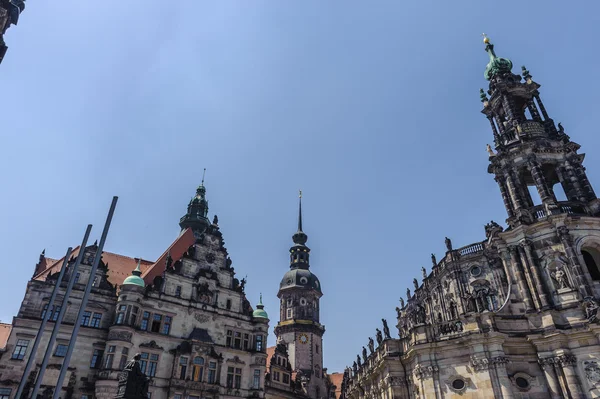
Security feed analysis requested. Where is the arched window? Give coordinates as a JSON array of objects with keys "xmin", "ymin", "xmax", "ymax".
[
  {"xmin": 582, "ymin": 247, "xmax": 600, "ymax": 281},
  {"xmin": 192, "ymin": 357, "xmax": 204, "ymax": 381}
]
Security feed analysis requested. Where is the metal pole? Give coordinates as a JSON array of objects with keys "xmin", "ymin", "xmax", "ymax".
[
  {"xmin": 53, "ymin": 197, "xmax": 118, "ymax": 399},
  {"xmin": 30, "ymin": 225, "xmax": 92, "ymax": 399},
  {"xmin": 14, "ymin": 247, "xmax": 73, "ymax": 399}
]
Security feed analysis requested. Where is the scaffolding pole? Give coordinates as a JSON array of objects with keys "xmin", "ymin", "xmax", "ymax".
[{"xmin": 53, "ymin": 196, "xmax": 118, "ymax": 399}]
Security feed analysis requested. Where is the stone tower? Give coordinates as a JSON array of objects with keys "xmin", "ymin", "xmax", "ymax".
[
  {"xmin": 482, "ymin": 34, "xmax": 600, "ymax": 305},
  {"xmin": 274, "ymin": 193, "xmax": 327, "ymax": 399}
]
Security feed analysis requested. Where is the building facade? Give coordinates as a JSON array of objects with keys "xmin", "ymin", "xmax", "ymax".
[
  {"xmin": 341, "ymin": 37, "xmax": 600, "ymax": 399},
  {"xmin": 0, "ymin": 184, "xmax": 270, "ymax": 399}
]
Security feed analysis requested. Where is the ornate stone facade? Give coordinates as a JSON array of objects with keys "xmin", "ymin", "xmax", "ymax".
[
  {"xmin": 342, "ymin": 37, "xmax": 600, "ymax": 399},
  {"xmin": 0, "ymin": 185, "xmax": 269, "ymax": 399}
]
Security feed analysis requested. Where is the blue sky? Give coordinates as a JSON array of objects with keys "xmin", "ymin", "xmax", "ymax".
[{"xmin": 1, "ymin": 1, "xmax": 600, "ymax": 373}]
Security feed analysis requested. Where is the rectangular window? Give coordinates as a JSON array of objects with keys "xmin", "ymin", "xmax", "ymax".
[
  {"xmin": 255, "ymin": 335, "xmax": 263, "ymax": 352},
  {"xmin": 316, "ymin": 344, "xmax": 319, "ymax": 354},
  {"xmin": 104, "ymin": 353, "xmax": 114, "ymax": 369},
  {"xmin": 235, "ymin": 368, "xmax": 242, "ymax": 389},
  {"xmin": 227, "ymin": 366, "xmax": 234, "ymax": 388},
  {"xmin": 11, "ymin": 339, "xmax": 29, "ymax": 360},
  {"xmin": 283, "ymin": 374, "xmax": 290, "ymax": 384},
  {"xmin": 141, "ymin": 312, "xmax": 150, "ymax": 331},
  {"xmin": 91, "ymin": 313, "xmax": 102, "ymax": 328},
  {"xmin": 243, "ymin": 334, "xmax": 250, "ymax": 350},
  {"xmin": 74, "ymin": 273, "xmax": 81, "ymax": 284},
  {"xmin": 286, "ymin": 308, "xmax": 292, "ymax": 319},
  {"xmin": 130, "ymin": 306, "xmax": 139, "ymax": 326},
  {"xmin": 253, "ymin": 369, "xmax": 261, "ymax": 389},
  {"xmin": 81, "ymin": 311, "xmax": 91, "ymax": 326},
  {"xmin": 90, "ymin": 349, "xmax": 104, "ymax": 368},
  {"xmin": 208, "ymin": 361, "xmax": 217, "ymax": 384},
  {"xmin": 226, "ymin": 330, "xmax": 233, "ymax": 347},
  {"xmin": 52, "ymin": 305, "xmax": 61, "ymax": 321},
  {"xmin": 119, "ymin": 355, "xmax": 128, "ymax": 370},
  {"xmin": 54, "ymin": 344, "xmax": 68, "ymax": 357},
  {"xmin": 140, "ymin": 353, "xmax": 148, "ymax": 374},
  {"xmin": 179, "ymin": 356, "xmax": 188, "ymax": 380},
  {"xmin": 108, "ymin": 345, "xmax": 116, "ymax": 353},
  {"xmin": 81, "ymin": 396, "xmax": 89, "ymax": 399},
  {"xmin": 175, "ymin": 285, "xmax": 182, "ymax": 297},
  {"xmin": 147, "ymin": 354, "xmax": 158, "ymax": 377},
  {"xmin": 174, "ymin": 395, "xmax": 182, "ymax": 399},
  {"xmin": 0, "ymin": 389, "xmax": 10, "ymax": 399},
  {"xmin": 116, "ymin": 305, "xmax": 126, "ymax": 325},
  {"xmin": 151, "ymin": 314, "xmax": 162, "ymax": 333},
  {"xmin": 234, "ymin": 332, "xmax": 242, "ymax": 349},
  {"xmin": 273, "ymin": 371, "xmax": 280, "ymax": 382},
  {"xmin": 226, "ymin": 299, "xmax": 232, "ymax": 310},
  {"xmin": 162, "ymin": 316, "xmax": 172, "ymax": 335}
]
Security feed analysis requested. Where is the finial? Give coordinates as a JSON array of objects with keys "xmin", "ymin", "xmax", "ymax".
[
  {"xmin": 93, "ymin": 240, "xmax": 98, "ymax": 246},
  {"xmin": 41, "ymin": 249, "xmax": 46, "ymax": 256},
  {"xmin": 259, "ymin": 293, "xmax": 263, "ymax": 304},
  {"xmin": 299, "ymin": 190, "xmax": 302, "ymax": 199},
  {"xmin": 521, "ymin": 65, "xmax": 532, "ymax": 83},
  {"xmin": 482, "ymin": 33, "xmax": 490, "ymax": 44},
  {"xmin": 201, "ymin": 168, "xmax": 206, "ymax": 185},
  {"xmin": 132, "ymin": 259, "xmax": 142, "ymax": 276}
]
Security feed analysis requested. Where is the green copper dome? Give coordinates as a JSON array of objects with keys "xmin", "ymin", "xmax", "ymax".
[
  {"xmin": 123, "ymin": 260, "xmax": 145, "ymax": 288},
  {"xmin": 483, "ymin": 35, "xmax": 513, "ymax": 80},
  {"xmin": 253, "ymin": 294, "xmax": 269, "ymax": 319}
]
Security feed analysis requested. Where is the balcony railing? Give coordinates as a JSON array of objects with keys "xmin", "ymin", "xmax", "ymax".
[
  {"xmin": 458, "ymin": 242, "xmax": 484, "ymax": 256},
  {"xmin": 532, "ymin": 202, "xmax": 587, "ymax": 220}
]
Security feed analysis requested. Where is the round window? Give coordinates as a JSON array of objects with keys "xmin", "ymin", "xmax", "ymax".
[
  {"xmin": 452, "ymin": 379, "xmax": 465, "ymax": 390},
  {"xmin": 300, "ymin": 277, "xmax": 308, "ymax": 284},
  {"xmin": 300, "ymin": 298, "xmax": 307, "ymax": 306},
  {"xmin": 470, "ymin": 266, "xmax": 482, "ymax": 277},
  {"xmin": 515, "ymin": 377, "xmax": 529, "ymax": 389},
  {"xmin": 286, "ymin": 278, "xmax": 293, "ymax": 285}
]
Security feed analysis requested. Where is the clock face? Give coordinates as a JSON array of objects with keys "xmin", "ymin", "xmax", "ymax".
[{"xmin": 299, "ymin": 333, "xmax": 309, "ymax": 345}]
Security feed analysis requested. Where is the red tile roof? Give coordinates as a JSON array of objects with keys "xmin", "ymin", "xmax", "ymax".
[
  {"xmin": 0, "ymin": 323, "xmax": 11, "ymax": 350},
  {"xmin": 33, "ymin": 246, "xmax": 154, "ymax": 287},
  {"xmin": 141, "ymin": 228, "xmax": 195, "ymax": 284},
  {"xmin": 328, "ymin": 372, "xmax": 344, "ymax": 399}
]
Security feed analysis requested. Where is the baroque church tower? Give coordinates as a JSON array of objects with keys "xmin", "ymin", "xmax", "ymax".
[
  {"xmin": 342, "ymin": 37, "xmax": 600, "ymax": 399},
  {"xmin": 274, "ymin": 193, "xmax": 327, "ymax": 399}
]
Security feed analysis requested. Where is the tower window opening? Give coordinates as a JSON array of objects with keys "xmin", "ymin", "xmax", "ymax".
[
  {"xmin": 582, "ymin": 248, "xmax": 600, "ymax": 281},
  {"xmin": 553, "ymin": 183, "xmax": 568, "ymax": 201},
  {"xmin": 527, "ymin": 186, "xmax": 543, "ymax": 206}
]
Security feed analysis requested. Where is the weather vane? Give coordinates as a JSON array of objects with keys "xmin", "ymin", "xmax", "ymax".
[
  {"xmin": 299, "ymin": 190, "xmax": 302, "ymax": 198},
  {"xmin": 202, "ymin": 168, "xmax": 206, "ymax": 185}
]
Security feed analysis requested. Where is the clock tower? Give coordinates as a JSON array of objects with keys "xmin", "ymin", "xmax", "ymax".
[{"xmin": 274, "ymin": 193, "xmax": 327, "ymax": 399}]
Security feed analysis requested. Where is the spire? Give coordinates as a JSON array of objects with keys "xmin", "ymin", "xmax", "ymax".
[
  {"xmin": 290, "ymin": 191, "xmax": 310, "ymax": 269},
  {"xmin": 298, "ymin": 190, "xmax": 303, "ymax": 232}
]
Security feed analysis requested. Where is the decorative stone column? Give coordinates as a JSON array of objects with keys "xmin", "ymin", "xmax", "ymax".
[
  {"xmin": 505, "ymin": 172, "xmax": 525, "ymax": 214},
  {"xmin": 491, "ymin": 356, "xmax": 514, "ymax": 399},
  {"xmin": 534, "ymin": 94, "xmax": 549, "ymax": 120},
  {"xmin": 517, "ymin": 246, "xmax": 541, "ymax": 310},
  {"xmin": 526, "ymin": 99, "xmax": 542, "ymax": 122},
  {"xmin": 557, "ymin": 226, "xmax": 591, "ymax": 298},
  {"xmin": 564, "ymin": 161, "xmax": 587, "ymax": 202},
  {"xmin": 508, "ymin": 246, "xmax": 534, "ymax": 311},
  {"xmin": 528, "ymin": 158, "xmax": 556, "ymax": 204},
  {"xmin": 558, "ymin": 355, "xmax": 585, "ymax": 399},
  {"xmin": 574, "ymin": 163, "xmax": 596, "ymax": 200},
  {"xmin": 520, "ymin": 240, "xmax": 550, "ymax": 309},
  {"xmin": 539, "ymin": 358, "xmax": 563, "ymax": 399},
  {"xmin": 495, "ymin": 176, "xmax": 515, "ymax": 219}
]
